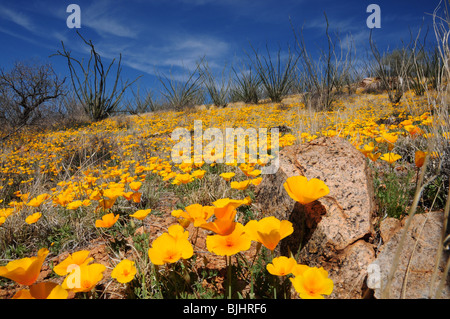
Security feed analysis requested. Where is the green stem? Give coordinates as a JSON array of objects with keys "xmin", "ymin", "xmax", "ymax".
[
  {"xmin": 152, "ymin": 264, "xmax": 163, "ymax": 298},
  {"xmin": 271, "ymin": 250, "xmax": 277, "ymax": 299},
  {"xmin": 227, "ymin": 255, "xmax": 232, "ymax": 299}
]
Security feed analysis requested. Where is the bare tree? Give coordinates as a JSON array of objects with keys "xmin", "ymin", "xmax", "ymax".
[
  {"xmin": 292, "ymin": 13, "xmax": 355, "ymax": 110},
  {"xmin": 53, "ymin": 31, "xmax": 140, "ymax": 122},
  {"xmin": 0, "ymin": 61, "xmax": 66, "ymax": 140},
  {"xmin": 369, "ymin": 30, "xmax": 414, "ymax": 104}
]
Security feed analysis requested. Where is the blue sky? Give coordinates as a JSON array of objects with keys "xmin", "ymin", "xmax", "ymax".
[{"xmin": 0, "ymin": 0, "xmax": 442, "ymax": 102}]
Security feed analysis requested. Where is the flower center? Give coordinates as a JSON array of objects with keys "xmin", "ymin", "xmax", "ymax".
[
  {"xmin": 82, "ymin": 280, "xmax": 92, "ymax": 289},
  {"xmin": 225, "ymin": 238, "xmax": 234, "ymax": 248}
]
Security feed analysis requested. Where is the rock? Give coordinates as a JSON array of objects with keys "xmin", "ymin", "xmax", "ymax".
[
  {"xmin": 359, "ymin": 77, "xmax": 383, "ymax": 93},
  {"xmin": 379, "ymin": 217, "xmax": 402, "ymax": 245},
  {"xmin": 329, "ymin": 240, "xmax": 376, "ymax": 299},
  {"xmin": 359, "ymin": 77, "xmax": 378, "ymax": 87},
  {"xmin": 255, "ymin": 136, "xmax": 377, "ymax": 298},
  {"xmin": 195, "ymin": 104, "xmax": 208, "ymax": 111},
  {"xmin": 371, "ymin": 211, "xmax": 450, "ymax": 299}
]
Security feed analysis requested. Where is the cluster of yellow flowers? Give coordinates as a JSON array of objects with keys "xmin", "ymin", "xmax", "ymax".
[
  {"xmin": 0, "ymin": 173, "xmax": 332, "ymax": 299},
  {"xmin": 0, "ymin": 90, "xmax": 447, "ymax": 299}
]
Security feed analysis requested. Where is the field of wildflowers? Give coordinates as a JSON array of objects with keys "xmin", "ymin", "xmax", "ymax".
[{"xmin": 0, "ymin": 85, "xmax": 448, "ymax": 299}]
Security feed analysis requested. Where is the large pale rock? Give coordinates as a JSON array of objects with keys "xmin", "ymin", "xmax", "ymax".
[
  {"xmin": 371, "ymin": 211, "xmax": 450, "ymax": 299},
  {"xmin": 255, "ymin": 136, "xmax": 377, "ymax": 298}
]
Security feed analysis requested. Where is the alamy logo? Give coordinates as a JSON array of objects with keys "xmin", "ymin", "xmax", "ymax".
[
  {"xmin": 171, "ymin": 120, "xmax": 280, "ymax": 175},
  {"xmin": 66, "ymin": 4, "xmax": 81, "ymax": 29},
  {"xmin": 366, "ymin": 263, "xmax": 381, "ymax": 289},
  {"xmin": 65, "ymin": 264, "xmax": 81, "ymax": 289},
  {"xmin": 366, "ymin": 4, "xmax": 381, "ymax": 29}
]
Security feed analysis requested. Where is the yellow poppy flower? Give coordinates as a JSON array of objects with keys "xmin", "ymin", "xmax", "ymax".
[
  {"xmin": 97, "ymin": 198, "xmax": 117, "ymax": 210},
  {"xmin": 244, "ymin": 216, "xmax": 293, "ymax": 251},
  {"xmin": 283, "ymin": 175, "xmax": 330, "ymax": 205},
  {"xmin": 61, "ymin": 263, "xmax": 106, "ymax": 293},
  {"xmin": 53, "ymin": 250, "xmax": 94, "ymax": 276},
  {"xmin": 0, "ymin": 208, "xmax": 14, "ymax": 218},
  {"xmin": 111, "ymin": 259, "xmax": 137, "ymax": 284},
  {"xmin": 250, "ymin": 177, "xmax": 262, "ymax": 186},
  {"xmin": 220, "ymin": 172, "xmax": 235, "ymax": 181},
  {"xmin": 367, "ymin": 152, "xmax": 381, "ymax": 162},
  {"xmin": 246, "ymin": 169, "xmax": 261, "ymax": 178},
  {"xmin": 148, "ymin": 225, "xmax": 193, "ymax": 265},
  {"xmin": 172, "ymin": 173, "xmax": 194, "ymax": 185},
  {"xmin": 178, "ymin": 204, "xmax": 215, "ymax": 227},
  {"xmin": 206, "ymin": 223, "xmax": 251, "ymax": 256},
  {"xmin": 200, "ymin": 216, "xmax": 237, "ymax": 236},
  {"xmin": 103, "ymin": 189, "xmax": 123, "ymax": 201},
  {"xmin": 130, "ymin": 209, "xmax": 152, "ymax": 220},
  {"xmin": 66, "ymin": 200, "xmax": 84, "ymax": 210},
  {"xmin": 230, "ymin": 180, "xmax": 252, "ymax": 190},
  {"xmin": 191, "ymin": 169, "xmax": 206, "ymax": 179},
  {"xmin": 266, "ymin": 256, "xmax": 297, "ymax": 276},
  {"xmin": 26, "ymin": 193, "xmax": 50, "ymax": 208},
  {"xmin": 359, "ymin": 142, "xmax": 377, "ymax": 157},
  {"xmin": 129, "ymin": 181, "xmax": 142, "ymax": 192},
  {"xmin": 290, "ymin": 266, "xmax": 334, "ymax": 299},
  {"xmin": 380, "ymin": 153, "xmax": 402, "ymax": 165},
  {"xmin": 291, "ymin": 264, "xmax": 310, "ymax": 277},
  {"xmin": 25, "ymin": 212, "xmax": 42, "ymax": 225},
  {"xmin": 211, "ymin": 198, "xmax": 246, "ymax": 219},
  {"xmin": 199, "ymin": 198, "xmax": 245, "ymax": 236}
]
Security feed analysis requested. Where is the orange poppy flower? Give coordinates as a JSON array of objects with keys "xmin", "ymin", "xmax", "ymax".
[
  {"xmin": 0, "ymin": 248, "xmax": 49, "ymax": 285},
  {"xmin": 197, "ymin": 199, "xmax": 241, "ymax": 235},
  {"xmin": 414, "ymin": 150, "xmax": 427, "ymax": 168},
  {"xmin": 95, "ymin": 213, "xmax": 119, "ymax": 228},
  {"xmin": 12, "ymin": 282, "xmax": 68, "ymax": 299}
]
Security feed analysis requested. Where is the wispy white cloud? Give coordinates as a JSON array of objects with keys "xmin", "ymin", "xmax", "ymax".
[
  {"xmin": 0, "ymin": 4, "xmax": 35, "ymax": 32},
  {"xmin": 88, "ymin": 32, "xmax": 231, "ymax": 79},
  {"xmin": 81, "ymin": 1, "xmax": 140, "ymax": 39}
]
